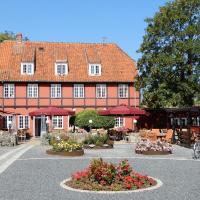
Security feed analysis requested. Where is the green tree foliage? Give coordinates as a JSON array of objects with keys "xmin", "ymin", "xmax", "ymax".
[
  {"xmin": 0, "ymin": 31, "xmax": 29, "ymax": 43},
  {"xmin": 136, "ymin": 0, "xmax": 200, "ymax": 108},
  {"xmin": 75, "ymin": 110, "xmax": 115, "ymax": 130}
]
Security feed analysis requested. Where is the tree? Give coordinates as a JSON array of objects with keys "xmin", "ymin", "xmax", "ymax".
[
  {"xmin": 135, "ymin": 0, "xmax": 200, "ymax": 108},
  {"xmin": 75, "ymin": 110, "xmax": 115, "ymax": 130},
  {"xmin": 0, "ymin": 31, "xmax": 29, "ymax": 43}
]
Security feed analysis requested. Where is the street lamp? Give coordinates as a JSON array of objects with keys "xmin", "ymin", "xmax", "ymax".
[{"xmin": 89, "ymin": 119, "xmax": 93, "ymax": 133}]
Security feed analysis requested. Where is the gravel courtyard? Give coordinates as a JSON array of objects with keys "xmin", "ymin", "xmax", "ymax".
[{"xmin": 0, "ymin": 143, "xmax": 199, "ymax": 200}]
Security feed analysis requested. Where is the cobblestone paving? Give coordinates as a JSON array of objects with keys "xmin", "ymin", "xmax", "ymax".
[{"xmin": 0, "ymin": 144, "xmax": 199, "ymax": 200}]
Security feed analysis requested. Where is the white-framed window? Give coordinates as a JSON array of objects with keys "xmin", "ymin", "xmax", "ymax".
[
  {"xmin": 18, "ymin": 115, "xmax": 29, "ymax": 129},
  {"xmin": 21, "ymin": 62, "xmax": 34, "ymax": 75},
  {"xmin": 74, "ymin": 84, "xmax": 84, "ymax": 98},
  {"xmin": 27, "ymin": 84, "xmax": 38, "ymax": 98},
  {"xmin": 55, "ymin": 62, "xmax": 68, "ymax": 76},
  {"xmin": 52, "ymin": 116, "xmax": 63, "ymax": 129},
  {"xmin": 118, "ymin": 84, "xmax": 128, "ymax": 98},
  {"xmin": 96, "ymin": 84, "xmax": 106, "ymax": 98},
  {"xmin": 51, "ymin": 84, "xmax": 61, "ymax": 98},
  {"xmin": 89, "ymin": 64, "xmax": 101, "ymax": 76},
  {"xmin": 4, "ymin": 115, "xmax": 13, "ymax": 129},
  {"xmin": 115, "ymin": 117, "xmax": 124, "ymax": 128},
  {"xmin": 4, "ymin": 84, "xmax": 15, "ymax": 98}
]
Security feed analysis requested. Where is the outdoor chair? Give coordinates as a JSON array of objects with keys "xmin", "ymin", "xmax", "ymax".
[
  {"xmin": 151, "ymin": 129, "xmax": 161, "ymax": 136},
  {"xmin": 164, "ymin": 129, "xmax": 173, "ymax": 143},
  {"xmin": 147, "ymin": 131, "xmax": 157, "ymax": 141}
]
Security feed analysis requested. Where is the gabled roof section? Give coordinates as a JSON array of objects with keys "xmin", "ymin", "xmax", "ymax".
[{"xmin": 0, "ymin": 40, "xmax": 137, "ymax": 82}]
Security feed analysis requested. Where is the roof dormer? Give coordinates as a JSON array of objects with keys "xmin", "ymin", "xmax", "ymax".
[
  {"xmin": 55, "ymin": 61, "xmax": 68, "ymax": 76},
  {"xmin": 21, "ymin": 62, "xmax": 34, "ymax": 75},
  {"xmin": 88, "ymin": 64, "xmax": 101, "ymax": 76}
]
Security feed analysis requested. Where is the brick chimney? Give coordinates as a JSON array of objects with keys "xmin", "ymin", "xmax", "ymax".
[{"xmin": 16, "ymin": 33, "xmax": 22, "ymax": 43}]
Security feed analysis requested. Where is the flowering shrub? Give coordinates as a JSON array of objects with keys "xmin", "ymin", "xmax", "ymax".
[
  {"xmin": 66, "ymin": 158, "xmax": 157, "ymax": 191},
  {"xmin": 52, "ymin": 140, "xmax": 83, "ymax": 152},
  {"xmin": 135, "ymin": 139, "xmax": 172, "ymax": 153}
]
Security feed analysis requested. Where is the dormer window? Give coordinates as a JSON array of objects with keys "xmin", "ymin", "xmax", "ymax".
[
  {"xmin": 55, "ymin": 62, "xmax": 68, "ymax": 76},
  {"xmin": 89, "ymin": 64, "xmax": 101, "ymax": 76},
  {"xmin": 21, "ymin": 62, "xmax": 34, "ymax": 75}
]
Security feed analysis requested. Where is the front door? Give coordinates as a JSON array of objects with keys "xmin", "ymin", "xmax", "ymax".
[{"xmin": 35, "ymin": 118, "xmax": 41, "ymax": 137}]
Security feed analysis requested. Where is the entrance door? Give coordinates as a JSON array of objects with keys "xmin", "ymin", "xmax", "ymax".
[{"xmin": 35, "ymin": 118, "xmax": 41, "ymax": 137}]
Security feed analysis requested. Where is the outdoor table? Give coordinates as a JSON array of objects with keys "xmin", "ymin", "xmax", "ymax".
[{"xmin": 157, "ymin": 134, "xmax": 166, "ymax": 141}]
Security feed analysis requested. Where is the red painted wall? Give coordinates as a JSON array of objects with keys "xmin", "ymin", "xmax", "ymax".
[{"xmin": 0, "ymin": 82, "xmax": 140, "ymax": 135}]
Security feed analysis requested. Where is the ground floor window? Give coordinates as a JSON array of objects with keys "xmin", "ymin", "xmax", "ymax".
[
  {"xmin": 4, "ymin": 115, "xmax": 13, "ymax": 129},
  {"xmin": 52, "ymin": 116, "xmax": 63, "ymax": 129},
  {"xmin": 115, "ymin": 117, "xmax": 124, "ymax": 127},
  {"xmin": 18, "ymin": 115, "xmax": 29, "ymax": 129}
]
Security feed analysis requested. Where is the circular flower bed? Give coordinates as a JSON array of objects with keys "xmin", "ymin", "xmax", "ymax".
[
  {"xmin": 64, "ymin": 158, "xmax": 158, "ymax": 191},
  {"xmin": 135, "ymin": 139, "xmax": 172, "ymax": 155},
  {"xmin": 46, "ymin": 140, "xmax": 84, "ymax": 156},
  {"xmin": 83, "ymin": 134, "xmax": 113, "ymax": 149}
]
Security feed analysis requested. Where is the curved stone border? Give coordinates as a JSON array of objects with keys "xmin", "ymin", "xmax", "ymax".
[
  {"xmin": 60, "ymin": 177, "xmax": 163, "ymax": 194},
  {"xmin": 83, "ymin": 145, "xmax": 113, "ymax": 149},
  {"xmin": 46, "ymin": 149, "xmax": 84, "ymax": 157},
  {"xmin": 135, "ymin": 150, "xmax": 171, "ymax": 155}
]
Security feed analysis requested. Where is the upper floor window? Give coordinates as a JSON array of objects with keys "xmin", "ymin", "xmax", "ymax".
[
  {"xmin": 74, "ymin": 84, "xmax": 84, "ymax": 98},
  {"xmin": 21, "ymin": 62, "xmax": 34, "ymax": 75},
  {"xmin": 115, "ymin": 117, "xmax": 124, "ymax": 128},
  {"xmin": 96, "ymin": 84, "xmax": 106, "ymax": 98},
  {"xmin": 4, "ymin": 84, "xmax": 15, "ymax": 98},
  {"xmin": 27, "ymin": 84, "xmax": 38, "ymax": 98},
  {"xmin": 18, "ymin": 115, "xmax": 29, "ymax": 129},
  {"xmin": 118, "ymin": 84, "xmax": 128, "ymax": 98},
  {"xmin": 52, "ymin": 116, "xmax": 63, "ymax": 129},
  {"xmin": 55, "ymin": 62, "xmax": 68, "ymax": 76},
  {"xmin": 51, "ymin": 84, "xmax": 61, "ymax": 98},
  {"xmin": 89, "ymin": 64, "xmax": 101, "ymax": 76}
]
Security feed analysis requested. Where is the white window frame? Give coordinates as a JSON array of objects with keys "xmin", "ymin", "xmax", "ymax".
[
  {"xmin": 18, "ymin": 115, "xmax": 29, "ymax": 129},
  {"xmin": 4, "ymin": 84, "xmax": 15, "ymax": 98},
  {"xmin": 118, "ymin": 84, "xmax": 128, "ymax": 98},
  {"xmin": 4, "ymin": 115, "xmax": 13, "ymax": 129},
  {"xmin": 27, "ymin": 84, "xmax": 38, "ymax": 98},
  {"xmin": 51, "ymin": 84, "xmax": 61, "ymax": 98},
  {"xmin": 89, "ymin": 64, "xmax": 101, "ymax": 76},
  {"xmin": 96, "ymin": 84, "xmax": 106, "ymax": 98},
  {"xmin": 21, "ymin": 62, "xmax": 34, "ymax": 75},
  {"xmin": 74, "ymin": 84, "xmax": 84, "ymax": 98},
  {"xmin": 55, "ymin": 62, "xmax": 68, "ymax": 76},
  {"xmin": 115, "ymin": 117, "xmax": 125, "ymax": 128},
  {"xmin": 52, "ymin": 116, "xmax": 63, "ymax": 129}
]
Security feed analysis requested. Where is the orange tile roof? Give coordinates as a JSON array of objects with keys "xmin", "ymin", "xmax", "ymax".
[{"xmin": 0, "ymin": 40, "xmax": 137, "ymax": 82}]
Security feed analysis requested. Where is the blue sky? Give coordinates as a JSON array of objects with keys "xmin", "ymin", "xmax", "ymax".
[{"xmin": 0, "ymin": 0, "xmax": 168, "ymax": 61}]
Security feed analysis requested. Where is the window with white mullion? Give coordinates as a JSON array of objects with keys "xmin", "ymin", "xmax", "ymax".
[
  {"xmin": 74, "ymin": 84, "xmax": 84, "ymax": 98},
  {"xmin": 4, "ymin": 115, "xmax": 13, "ymax": 129},
  {"xmin": 52, "ymin": 116, "xmax": 63, "ymax": 129},
  {"xmin": 27, "ymin": 84, "xmax": 38, "ymax": 98},
  {"xmin": 89, "ymin": 64, "xmax": 101, "ymax": 76},
  {"xmin": 118, "ymin": 84, "xmax": 128, "ymax": 98},
  {"xmin": 21, "ymin": 62, "xmax": 34, "ymax": 75},
  {"xmin": 18, "ymin": 115, "xmax": 29, "ymax": 129},
  {"xmin": 55, "ymin": 63, "xmax": 68, "ymax": 75},
  {"xmin": 96, "ymin": 84, "xmax": 106, "ymax": 98},
  {"xmin": 51, "ymin": 84, "xmax": 61, "ymax": 98},
  {"xmin": 115, "ymin": 117, "xmax": 124, "ymax": 127},
  {"xmin": 4, "ymin": 84, "xmax": 15, "ymax": 98}
]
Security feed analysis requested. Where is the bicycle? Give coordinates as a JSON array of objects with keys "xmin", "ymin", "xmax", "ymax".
[{"xmin": 193, "ymin": 140, "xmax": 200, "ymax": 159}]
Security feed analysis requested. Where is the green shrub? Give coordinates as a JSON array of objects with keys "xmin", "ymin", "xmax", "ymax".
[
  {"xmin": 83, "ymin": 134, "xmax": 109, "ymax": 146},
  {"xmin": 75, "ymin": 109, "xmax": 115, "ymax": 130}
]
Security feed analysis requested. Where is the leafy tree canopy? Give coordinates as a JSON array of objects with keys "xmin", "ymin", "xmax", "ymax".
[
  {"xmin": 0, "ymin": 31, "xmax": 28, "ymax": 43},
  {"xmin": 135, "ymin": 0, "xmax": 200, "ymax": 108},
  {"xmin": 75, "ymin": 110, "xmax": 115, "ymax": 130}
]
